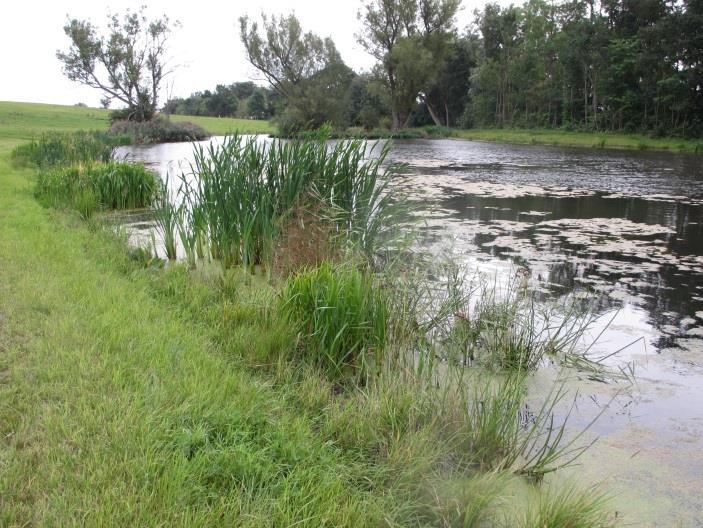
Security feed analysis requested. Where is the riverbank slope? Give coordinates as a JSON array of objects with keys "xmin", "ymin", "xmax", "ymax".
[{"xmin": 0, "ymin": 140, "xmax": 394, "ymax": 525}]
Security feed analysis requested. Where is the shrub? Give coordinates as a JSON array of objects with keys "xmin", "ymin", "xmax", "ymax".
[
  {"xmin": 273, "ymin": 110, "xmax": 307, "ymax": 138},
  {"xmin": 422, "ymin": 125, "xmax": 456, "ymax": 138},
  {"xmin": 280, "ymin": 262, "xmax": 389, "ymax": 381},
  {"xmin": 108, "ymin": 117, "xmax": 209, "ymax": 144}
]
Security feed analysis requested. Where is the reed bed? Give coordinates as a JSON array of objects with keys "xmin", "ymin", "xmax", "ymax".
[
  {"xmin": 12, "ymin": 130, "xmax": 128, "ymax": 167},
  {"xmin": 166, "ymin": 134, "xmax": 402, "ymax": 271}
]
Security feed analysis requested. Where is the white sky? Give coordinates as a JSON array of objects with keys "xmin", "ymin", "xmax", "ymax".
[{"xmin": 0, "ymin": 0, "xmax": 508, "ymax": 108}]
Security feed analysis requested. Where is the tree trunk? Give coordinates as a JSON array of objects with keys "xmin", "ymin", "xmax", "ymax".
[
  {"xmin": 425, "ymin": 99, "xmax": 445, "ymax": 126},
  {"xmin": 391, "ymin": 109, "xmax": 402, "ymax": 131}
]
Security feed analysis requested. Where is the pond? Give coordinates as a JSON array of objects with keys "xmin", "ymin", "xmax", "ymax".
[{"xmin": 117, "ymin": 137, "xmax": 703, "ymax": 526}]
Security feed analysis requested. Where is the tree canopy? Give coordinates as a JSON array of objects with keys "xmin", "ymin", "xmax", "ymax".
[
  {"xmin": 357, "ymin": 0, "xmax": 461, "ymax": 129},
  {"xmin": 239, "ymin": 13, "xmax": 355, "ymax": 132},
  {"xmin": 57, "ymin": 7, "xmax": 177, "ymax": 122}
]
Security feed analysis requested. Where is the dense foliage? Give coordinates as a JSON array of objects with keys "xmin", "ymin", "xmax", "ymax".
[
  {"xmin": 233, "ymin": 0, "xmax": 702, "ymax": 138},
  {"xmin": 163, "ymin": 82, "xmax": 279, "ymax": 120},
  {"xmin": 108, "ymin": 117, "xmax": 209, "ymax": 144},
  {"xmin": 467, "ymin": 0, "xmax": 703, "ymax": 137}
]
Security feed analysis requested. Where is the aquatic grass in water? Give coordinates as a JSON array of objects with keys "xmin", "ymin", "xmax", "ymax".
[
  {"xmin": 514, "ymin": 484, "xmax": 613, "ymax": 527},
  {"xmin": 172, "ymin": 133, "xmax": 403, "ymax": 271},
  {"xmin": 442, "ymin": 274, "xmax": 601, "ymax": 373},
  {"xmin": 458, "ymin": 374, "xmax": 598, "ymax": 480},
  {"xmin": 280, "ymin": 262, "xmax": 388, "ymax": 381}
]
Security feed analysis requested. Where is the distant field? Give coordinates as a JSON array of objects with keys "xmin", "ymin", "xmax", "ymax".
[
  {"xmin": 169, "ymin": 113, "xmax": 273, "ymax": 135},
  {"xmin": 0, "ymin": 101, "xmax": 273, "ymax": 144}
]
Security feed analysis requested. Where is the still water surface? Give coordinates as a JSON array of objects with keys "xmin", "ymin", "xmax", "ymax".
[{"xmin": 118, "ymin": 137, "xmax": 703, "ymax": 526}]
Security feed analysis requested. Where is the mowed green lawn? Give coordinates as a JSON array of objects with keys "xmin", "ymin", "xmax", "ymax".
[{"xmin": 0, "ymin": 100, "xmax": 273, "ymax": 144}]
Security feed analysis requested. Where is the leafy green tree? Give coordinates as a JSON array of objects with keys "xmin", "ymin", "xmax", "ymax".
[
  {"xmin": 245, "ymin": 90, "xmax": 268, "ymax": 119},
  {"xmin": 239, "ymin": 13, "xmax": 352, "ymax": 131},
  {"xmin": 422, "ymin": 34, "xmax": 479, "ymax": 126},
  {"xmin": 57, "ymin": 7, "xmax": 177, "ymax": 122},
  {"xmin": 357, "ymin": 0, "xmax": 460, "ymax": 129}
]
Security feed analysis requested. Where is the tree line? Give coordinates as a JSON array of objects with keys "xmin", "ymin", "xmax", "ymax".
[
  {"xmin": 162, "ymin": 83, "xmax": 279, "ymax": 120},
  {"xmin": 58, "ymin": 0, "xmax": 703, "ymax": 137}
]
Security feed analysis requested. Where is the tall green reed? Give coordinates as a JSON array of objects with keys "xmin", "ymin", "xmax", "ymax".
[
  {"xmin": 12, "ymin": 131, "xmax": 128, "ymax": 167},
  {"xmin": 35, "ymin": 162, "xmax": 157, "ymax": 214},
  {"xmin": 153, "ymin": 177, "xmax": 180, "ymax": 261},
  {"xmin": 171, "ymin": 133, "xmax": 403, "ymax": 271}
]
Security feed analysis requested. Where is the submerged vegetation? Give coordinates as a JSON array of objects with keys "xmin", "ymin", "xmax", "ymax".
[{"xmin": 0, "ymin": 123, "xmax": 631, "ymax": 526}]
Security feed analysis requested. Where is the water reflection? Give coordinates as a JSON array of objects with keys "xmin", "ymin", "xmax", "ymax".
[{"xmin": 387, "ymin": 139, "xmax": 703, "ymax": 349}]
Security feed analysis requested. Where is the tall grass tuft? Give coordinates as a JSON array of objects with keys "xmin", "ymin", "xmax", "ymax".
[
  {"xmin": 458, "ymin": 374, "xmax": 597, "ymax": 480},
  {"xmin": 514, "ymin": 484, "xmax": 613, "ymax": 527},
  {"xmin": 35, "ymin": 162, "xmax": 158, "ymax": 213},
  {"xmin": 88, "ymin": 162, "xmax": 158, "ymax": 209},
  {"xmin": 280, "ymin": 262, "xmax": 389, "ymax": 381},
  {"xmin": 153, "ymin": 179, "xmax": 180, "ymax": 261},
  {"xmin": 172, "ymin": 133, "xmax": 403, "ymax": 271},
  {"xmin": 12, "ymin": 131, "xmax": 128, "ymax": 167}
]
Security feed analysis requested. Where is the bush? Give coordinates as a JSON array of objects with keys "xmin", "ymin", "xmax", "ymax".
[
  {"xmin": 108, "ymin": 117, "xmax": 209, "ymax": 144},
  {"xmin": 36, "ymin": 162, "xmax": 158, "ymax": 212},
  {"xmin": 280, "ymin": 262, "xmax": 389, "ymax": 381},
  {"xmin": 273, "ymin": 110, "xmax": 308, "ymax": 138},
  {"xmin": 422, "ymin": 125, "xmax": 456, "ymax": 138}
]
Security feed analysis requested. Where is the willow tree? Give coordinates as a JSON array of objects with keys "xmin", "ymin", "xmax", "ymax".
[
  {"xmin": 57, "ymin": 7, "xmax": 177, "ymax": 121},
  {"xmin": 239, "ymin": 13, "xmax": 353, "ymax": 131},
  {"xmin": 357, "ymin": 0, "xmax": 460, "ymax": 129}
]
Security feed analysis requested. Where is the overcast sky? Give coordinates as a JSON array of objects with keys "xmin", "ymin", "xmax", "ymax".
[{"xmin": 0, "ymin": 0, "xmax": 509, "ymax": 108}]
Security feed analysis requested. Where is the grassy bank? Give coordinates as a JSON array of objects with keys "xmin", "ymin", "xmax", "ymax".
[
  {"xmin": 0, "ymin": 110, "xmax": 623, "ymax": 525},
  {"xmin": 453, "ymin": 127, "xmax": 703, "ymax": 153},
  {"xmin": 291, "ymin": 124, "xmax": 702, "ymax": 153},
  {"xmin": 0, "ymin": 101, "xmax": 274, "ymax": 143}
]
